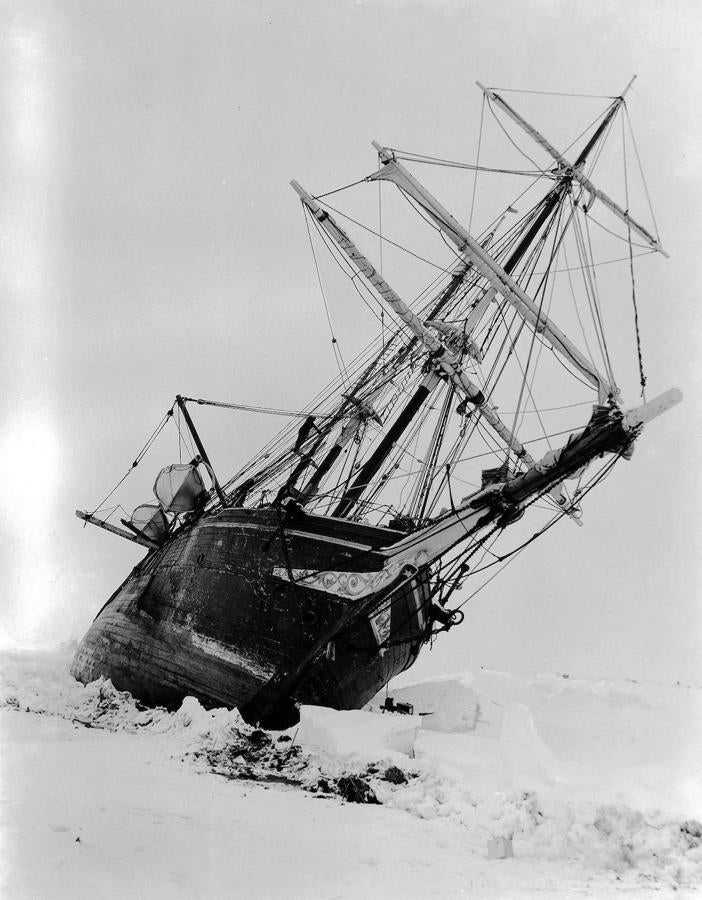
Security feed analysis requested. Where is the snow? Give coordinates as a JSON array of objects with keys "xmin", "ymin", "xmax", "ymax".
[
  {"xmin": 1, "ymin": 649, "xmax": 701, "ymax": 898},
  {"xmin": 297, "ymin": 706, "xmax": 422, "ymax": 762},
  {"xmin": 386, "ymin": 674, "xmax": 481, "ymax": 733}
]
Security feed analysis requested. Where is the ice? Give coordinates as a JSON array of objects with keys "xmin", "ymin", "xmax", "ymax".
[
  {"xmin": 376, "ymin": 674, "xmax": 481, "ymax": 733},
  {"xmin": 499, "ymin": 702, "xmax": 562, "ymax": 790},
  {"xmin": 2, "ymin": 648, "xmax": 702, "ymax": 898},
  {"xmin": 297, "ymin": 705, "xmax": 421, "ymax": 762}
]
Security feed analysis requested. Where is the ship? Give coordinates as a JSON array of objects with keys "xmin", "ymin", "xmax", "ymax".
[{"xmin": 72, "ymin": 79, "xmax": 681, "ymax": 728}]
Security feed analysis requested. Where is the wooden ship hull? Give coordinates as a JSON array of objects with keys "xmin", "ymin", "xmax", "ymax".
[{"xmin": 71, "ymin": 507, "xmax": 432, "ymax": 724}]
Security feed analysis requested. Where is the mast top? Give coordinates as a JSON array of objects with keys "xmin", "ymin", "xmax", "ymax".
[
  {"xmin": 619, "ymin": 75, "xmax": 637, "ymax": 100},
  {"xmin": 371, "ymin": 140, "xmax": 393, "ymax": 164},
  {"xmin": 474, "ymin": 79, "xmax": 666, "ymax": 257}
]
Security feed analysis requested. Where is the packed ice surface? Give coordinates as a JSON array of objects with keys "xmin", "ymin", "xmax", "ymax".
[{"xmin": 1, "ymin": 648, "xmax": 701, "ymax": 898}]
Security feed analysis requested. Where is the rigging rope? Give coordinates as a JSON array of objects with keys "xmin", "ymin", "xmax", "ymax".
[
  {"xmin": 181, "ymin": 397, "xmax": 336, "ymax": 418},
  {"xmin": 453, "ymin": 448, "xmax": 624, "ymax": 611},
  {"xmin": 308, "ymin": 215, "xmax": 388, "ymax": 326},
  {"xmin": 623, "ymin": 106, "xmax": 662, "ymax": 244},
  {"xmin": 507, "ymin": 194, "xmax": 569, "ymax": 458},
  {"xmin": 583, "ymin": 212, "xmax": 651, "ymax": 249},
  {"xmin": 318, "ymin": 198, "xmax": 456, "ymax": 274},
  {"xmin": 486, "ymin": 96, "xmax": 545, "ymax": 171},
  {"xmin": 89, "ymin": 406, "xmax": 174, "ymax": 517},
  {"xmin": 572, "ymin": 202, "xmax": 617, "ymax": 390},
  {"xmin": 313, "ymin": 177, "xmax": 368, "ymax": 200},
  {"xmin": 391, "ymin": 153, "xmax": 545, "ymax": 178},
  {"xmin": 468, "ymin": 93, "xmax": 486, "ymax": 234},
  {"xmin": 217, "ymin": 108, "xmax": 646, "ymax": 521},
  {"xmin": 622, "ymin": 116, "xmax": 648, "ymax": 401},
  {"xmin": 303, "ymin": 206, "xmax": 348, "ymax": 384},
  {"xmin": 486, "ymin": 87, "xmax": 617, "ymax": 100},
  {"xmin": 378, "ymin": 174, "xmax": 386, "ymax": 354}
]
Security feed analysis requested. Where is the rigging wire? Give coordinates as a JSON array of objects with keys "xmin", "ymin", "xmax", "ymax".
[
  {"xmin": 89, "ymin": 406, "xmax": 174, "ymax": 517},
  {"xmin": 576, "ymin": 206, "xmax": 618, "ymax": 389},
  {"xmin": 303, "ymin": 206, "xmax": 349, "ymax": 385},
  {"xmin": 507, "ymin": 195, "xmax": 570, "ymax": 458},
  {"xmin": 453, "ymin": 449, "xmax": 624, "ymax": 611},
  {"xmin": 205, "ymin": 98, "xmax": 648, "ymax": 520},
  {"xmin": 176, "ymin": 404, "xmax": 183, "ymax": 463},
  {"xmin": 411, "ymin": 382, "xmax": 456, "ymax": 520},
  {"xmin": 485, "ymin": 87, "xmax": 617, "ymax": 100},
  {"xmin": 313, "ymin": 177, "xmax": 369, "ymax": 200},
  {"xmin": 294, "ymin": 158, "xmax": 604, "ymax": 516},
  {"xmin": 531, "ymin": 248, "xmax": 656, "ymax": 276},
  {"xmin": 220, "ymin": 95, "xmax": 654, "ymax": 520},
  {"xmin": 486, "ymin": 95, "xmax": 545, "ymax": 171},
  {"xmin": 391, "ymin": 153, "xmax": 546, "ymax": 177},
  {"xmin": 309, "ymin": 213, "xmax": 388, "ymax": 325},
  {"xmin": 317, "ymin": 199, "xmax": 458, "ymax": 274},
  {"xmin": 216, "ymin": 249, "xmax": 461, "ymax": 501},
  {"xmin": 181, "ymin": 397, "xmax": 336, "ymax": 418},
  {"xmin": 515, "ymin": 247, "xmax": 562, "ymax": 441},
  {"xmin": 623, "ymin": 106, "xmax": 662, "ymax": 244},
  {"xmin": 561, "ymin": 237, "xmax": 600, "ymax": 392},
  {"xmin": 378, "ymin": 175, "xmax": 386, "ymax": 354},
  {"xmin": 622, "ymin": 114, "xmax": 647, "ymax": 401},
  {"xmin": 370, "ymin": 444, "xmax": 624, "ymax": 651},
  {"xmin": 583, "ymin": 211, "xmax": 651, "ymax": 249},
  {"xmin": 223, "ymin": 251, "xmax": 450, "ymax": 507},
  {"xmin": 468, "ymin": 93, "xmax": 486, "ymax": 234}
]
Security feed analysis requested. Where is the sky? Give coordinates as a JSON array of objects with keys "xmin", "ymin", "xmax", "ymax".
[{"xmin": 1, "ymin": 0, "xmax": 700, "ymax": 686}]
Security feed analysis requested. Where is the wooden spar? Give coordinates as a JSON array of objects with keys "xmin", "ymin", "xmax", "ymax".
[
  {"xmin": 368, "ymin": 147, "xmax": 612, "ymax": 398},
  {"xmin": 291, "ymin": 180, "xmax": 536, "ymax": 470},
  {"xmin": 300, "ymin": 396, "xmax": 380, "ymax": 502},
  {"xmin": 492, "ymin": 99, "xmax": 625, "ymax": 276},
  {"xmin": 333, "ymin": 371, "xmax": 442, "ymax": 518},
  {"xmin": 305, "ymin": 271, "xmax": 479, "ymax": 511},
  {"xmin": 382, "ymin": 387, "xmax": 682, "ymax": 568},
  {"xmin": 475, "ymin": 80, "xmax": 667, "ymax": 257},
  {"xmin": 175, "ymin": 395, "xmax": 228, "ymax": 506},
  {"xmin": 76, "ymin": 510, "xmax": 158, "ymax": 549}
]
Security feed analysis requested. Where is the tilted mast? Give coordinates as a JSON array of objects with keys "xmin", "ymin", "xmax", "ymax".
[
  {"xmin": 287, "ymin": 83, "xmax": 667, "ymax": 521},
  {"xmin": 368, "ymin": 145, "xmax": 613, "ymax": 400},
  {"xmin": 302, "ymin": 263, "xmax": 481, "ymax": 513},
  {"xmin": 290, "ymin": 181, "xmax": 538, "ymax": 510},
  {"xmin": 475, "ymin": 78, "xmax": 667, "ymax": 257}
]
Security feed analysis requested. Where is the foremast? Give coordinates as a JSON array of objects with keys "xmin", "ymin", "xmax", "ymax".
[{"xmin": 475, "ymin": 78, "xmax": 667, "ymax": 257}]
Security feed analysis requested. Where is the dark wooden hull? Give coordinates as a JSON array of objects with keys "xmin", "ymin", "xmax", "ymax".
[{"xmin": 71, "ymin": 507, "xmax": 433, "ymax": 722}]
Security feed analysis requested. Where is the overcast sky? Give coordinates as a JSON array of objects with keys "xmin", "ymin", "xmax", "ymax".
[{"xmin": 1, "ymin": 0, "xmax": 700, "ymax": 687}]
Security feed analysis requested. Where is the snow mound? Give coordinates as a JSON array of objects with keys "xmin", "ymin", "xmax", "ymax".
[
  {"xmin": 297, "ymin": 705, "xmax": 420, "ymax": 762},
  {"xmin": 4, "ymin": 648, "xmax": 702, "ymax": 892},
  {"xmin": 378, "ymin": 674, "xmax": 481, "ymax": 733},
  {"xmin": 500, "ymin": 701, "xmax": 562, "ymax": 789}
]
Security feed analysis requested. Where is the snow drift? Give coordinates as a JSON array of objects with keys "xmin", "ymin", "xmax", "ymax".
[{"xmin": 2, "ymin": 648, "xmax": 701, "ymax": 898}]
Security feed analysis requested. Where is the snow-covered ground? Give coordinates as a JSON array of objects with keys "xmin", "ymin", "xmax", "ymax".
[{"xmin": 1, "ymin": 648, "xmax": 701, "ymax": 898}]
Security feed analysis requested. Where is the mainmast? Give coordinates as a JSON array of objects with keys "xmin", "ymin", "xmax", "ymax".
[
  {"xmin": 291, "ymin": 181, "xmax": 538, "ymax": 516},
  {"xmin": 333, "ymin": 370, "xmax": 442, "ymax": 518}
]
